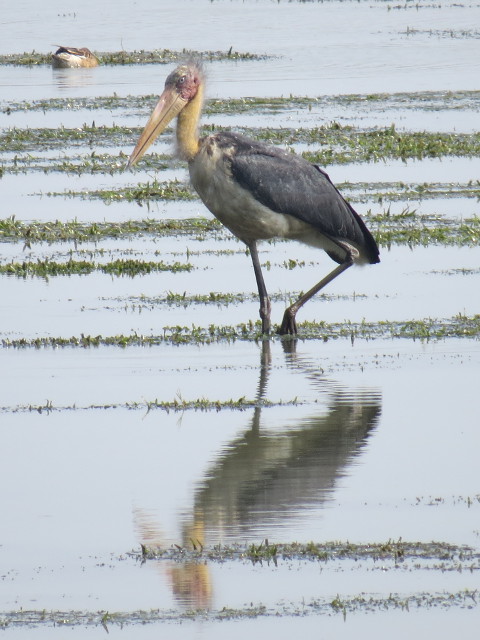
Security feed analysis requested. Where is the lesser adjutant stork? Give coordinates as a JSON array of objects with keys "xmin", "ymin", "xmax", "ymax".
[
  {"xmin": 128, "ymin": 61, "xmax": 380, "ymax": 335},
  {"xmin": 52, "ymin": 46, "xmax": 99, "ymax": 68}
]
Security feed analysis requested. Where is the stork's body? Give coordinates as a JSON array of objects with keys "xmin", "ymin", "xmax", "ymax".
[
  {"xmin": 128, "ymin": 62, "xmax": 379, "ymax": 335},
  {"xmin": 52, "ymin": 46, "xmax": 99, "ymax": 68}
]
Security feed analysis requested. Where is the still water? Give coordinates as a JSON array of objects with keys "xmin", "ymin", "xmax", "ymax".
[
  {"xmin": 1, "ymin": 0, "xmax": 480, "ymax": 636},
  {"xmin": 2, "ymin": 0, "xmax": 480, "ymax": 101}
]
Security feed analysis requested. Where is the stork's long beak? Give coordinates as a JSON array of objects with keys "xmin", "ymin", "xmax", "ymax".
[{"xmin": 127, "ymin": 86, "xmax": 188, "ymax": 168}]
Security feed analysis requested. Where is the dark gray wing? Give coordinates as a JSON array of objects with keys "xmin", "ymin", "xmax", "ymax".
[{"xmin": 224, "ymin": 132, "xmax": 379, "ymax": 263}]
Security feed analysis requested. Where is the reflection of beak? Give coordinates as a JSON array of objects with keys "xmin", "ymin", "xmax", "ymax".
[{"xmin": 127, "ymin": 86, "xmax": 187, "ymax": 168}]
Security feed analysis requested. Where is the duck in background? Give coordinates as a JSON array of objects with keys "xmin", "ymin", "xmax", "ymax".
[{"xmin": 52, "ymin": 46, "xmax": 99, "ymax": 68}]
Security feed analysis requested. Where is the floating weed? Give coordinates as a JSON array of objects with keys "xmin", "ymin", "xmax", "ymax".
[
  {"xmin": 1, "ymin": 215, "xmax": 478, "ymax": 249},
  {"xmin": 0, "ymin": 536, "xmax": 479, "ymax": 625},
  {"xmin": 132, "ymin": 539, "xmax": 480, "ymax": 566},
  {"xmin": 0, "ymin": 217, "xmax": 223, "ymax": 245},
  {"xmin": 1, "ymin": 123, "xmax": 139, "ymax": 152},
  {"xmin": 303, "ymin": 126, "xmax": 480, "ymax": 163},
  {"xmin": 4, "ymin": 89, "xmax": 480, "ymax": 115},
  {"xmin": 248, "ymin": 541, "xmax": 279, "ymax": 564},
  {"xmin": 346, "ymin": 180, "xmax": 480, "ymax": 204},
  {"xmin": 1, "ymin": 587, "xmax": 477, "ymax": 628},
  {"xmin": 43, "ymin": 179, "xmax": 195, "ymax": 203},
  {"xmin": 105, "ymin": 290, "xmax": 364, "ymax": 312},
  {"xmin": 0, "ymin": 395, "xmax": 302, "ymax": 415},
  {"xmin": 4, "ymin": 123, "xmax": 480, "ymax": 165},
  {"xmin": 0, "ymin": 48, "xmax": 268, "ymax": 67},
  {"xmin": 0, "ymin": 258, "xmax": 193, "ymax": 278},
  {"xmin": 1, "ymin": 315, "xmax": 479, "ymax": 348}
]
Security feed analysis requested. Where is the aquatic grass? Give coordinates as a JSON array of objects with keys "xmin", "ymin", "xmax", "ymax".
[
  {"xmin": 346, "ymin": 180, "xmax": 480, "ymax": 204},
  {"xmin": 0, "ymin": 48, "xmax": 268, "ymax": 67},
  {"xmin": 300, "ymin": 125, "xmax": 480, "ymax": 163},
  {"xmin": 0, "ymin": 217, "xmax": 222, "ymax": 244},
  {"xmin": 4, "ymin": 89, "xmax": 480, "ymax": 115},
  {"xmin": 1, "ymin": 123, "xmax": 139, "ymax": 152},
  {"xmin": 402, "ymin": 27, "xmax": 480, "ymax": 40},
  {"xmin": 34, "ymin": 179, "xmax": 480, "ymax": 207},
  {"xmin": 136, "ymin": 539, "xmax": 479, "ymax": 565},
  {"xmin": 4, "ymin": 123, "xmax": 480, "ymax": 164},
  {"xmin": 123, "ymin": 290, "xmax": 363, "ymax": 310},
  {"xmin": 0, "ymin": 395, "xmax": 302, "ymax": 415},
  {"xmin": 0, "ymin": 258, "xmax": 193, "ymax": 278},
  {"xmin": 1, "ymin": 151, "xmax": 176, "ymax": 175},
  {"xmin": 0, "ymin": 536, "xmax": 477, "ymax": 627},
  {"xmin": 1, "ymin": 215, "xmax": 478, "ymax": 248},
  {"xmin": 1, "ymin": 587, "xmax": 477, "ymax": 628},
  {"xmin": 43, "ymin": 179, "xmax": 196, "ymax": 203},
  {"xmin": 370, "ymin": 212, "xmax": 480, "ymax": 247},
  {"xmin": 2, "ymin": 314, "xmax": 479, "ymax": 348}
]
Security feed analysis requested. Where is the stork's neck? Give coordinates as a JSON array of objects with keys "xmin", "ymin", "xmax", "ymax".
[{"xmin": 176, "ymin": 83, "xmax": 204, "ymax": 162}]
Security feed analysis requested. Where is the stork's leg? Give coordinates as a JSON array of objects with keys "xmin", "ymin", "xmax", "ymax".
[
  {"xmin": 278, "ymin": 257, "xmax": 354, "ymax": 335},
  {"xmin": 248, "ymin": 241, "xmax": 271, "ymax": 334}
]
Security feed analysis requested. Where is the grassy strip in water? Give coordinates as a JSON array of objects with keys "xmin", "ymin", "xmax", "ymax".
[
  {"xmin": 2, "ymin": 123, "xmax": 140, "ymax": 153},
  {"xmin": 1, "ymin": 151, "xmax": 176, "ymax": 175},
  {"xmin": 371, "ymin": 213, "xmax": 480, "ymax": 247},
  {"xmin": 0, "ymin": 48, "xmax": 266, "ymax": 67},
  {"xmin": 0, "ymin": 396, "xmax": 301, "ymax": 415},
  {"xmin": 0, "ymin": 540, "xmax": 477, "ymax": 626},
  {"xmin": 301, "ymin": 125, "xmax": 480, "ymax": 163},
  {"xmin": 4, "ymin": 89, "xmax": 480, "ymax": 114},
  {"xmin": 3, "ymin": 123, "xmax": 480, "ymax": 162},
  {"xmin": 34, "ymin": 179, "xmax": 480, "ymax": 208},
  {"xmin": 2, "ymin": 214, "xmax": 478, "ymax": 248},
  {"xmin": 115, "ymin": 290, "xmax": 365, "ymax": 310},
  {"xmin": 2, "ymin": 314, "xmax": 479, "ymax": 347},
  {"xmin": 136, "ymin": 539, "xmax": 479, "ymax": 565},
  {"xmin": 0, "ymin": 589, "xmax": 477, "ymax": 628},
  {"xmin": 345, "ymin": 180, "xmax": 480, "ymax": 203},
  {"xmin": 0, "ymin": 217, "xmax": 222, "ymax": 244},
  {"xmin": 43, "ymin": 179, "xmax": 196, "ymax": 203},
  {"xmin": 0, "ymin": 258, "xmax": 193, "ymax": 278}
]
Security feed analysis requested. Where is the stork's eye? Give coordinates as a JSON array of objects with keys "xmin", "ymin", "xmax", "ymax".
[{"xmin": 178, "ymin": 75, "xmax": 186, "ymax": 84}]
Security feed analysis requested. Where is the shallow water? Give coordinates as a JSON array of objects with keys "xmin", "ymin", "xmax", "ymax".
[
  {"xmin": 2, "ymin": 0, "xmax": 480, "ymax": 100},
  {"xmin": 1, "ymin": 0, "xmax": 480, "ymax": 636},
  {"xmin": 1, "ymin": 339, "xmax": 480, "ymax": 627},
  {"xmin": 2, "ymin": 241, "xmax": 479, "ymax": 340}
]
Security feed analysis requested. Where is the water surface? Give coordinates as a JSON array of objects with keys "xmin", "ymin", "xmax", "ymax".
[{"xmin": 1, "ymin": 0, "xmax": 479, "ymax": 636}]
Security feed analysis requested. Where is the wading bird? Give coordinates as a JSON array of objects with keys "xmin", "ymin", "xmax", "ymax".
[
  {"xmin": 52, "ymin": 46, "xmax": 99, "ymax": 68},
  {"xmin": 128, "ymin": 62, "xmax": 379, "ymax": 335}
]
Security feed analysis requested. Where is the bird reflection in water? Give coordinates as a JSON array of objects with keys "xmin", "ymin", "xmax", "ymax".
[
  {"xmin": 134, "ymin": 341, "xmax": 381, "ymax": 609},
  {"xmin": 187, "ymin": 341, "xmax": 381, "ymax": 539}
]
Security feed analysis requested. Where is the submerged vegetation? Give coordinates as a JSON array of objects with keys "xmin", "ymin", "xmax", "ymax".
[
  {"xmin": 2, "ymin": 314, "xmax": 479, "ymax": 349},
  {"xmin": 0, "ymin": 86, "xmax": 478, "ymax": 349},
  {"xmin": 1, "ymin": 33, "xmax": 479, "ymax": 636},
  {"xmin": 1, "ymin": 588, "xmax": 477, "ymax": 628},
  {"xmin": 135, "ymin": 538, "xmax": 480, "ymax": 565},
  {"xmin": 0, "ymin": 257, "xmax": 193, "ymax": 278},
  {"xmin": 0, "ymin": 394, "xmax": 302, "ymax": 415},
  {"xmin": 0, "ymin": 48, "xmax": 267, "ymax": 67},
  {"xmin": 4, "ymin": 89, "xmax": 480, "ymax": 115},
  {"xmin": 3, "ymin": 122, "xmax": 480, "ymax": 167},
  {"xmin": 43, "ymin": 179, "xmax": 196, "ymax": 203},
  {"xmin": 0, "ymin": 539, "xmax": 478, "ymax": 628},
  {"xmin": 1, "ymin": 214, "xmax": 479, "ymax": 249},
  {"xmin": 0, "ymin": 216, "xmax": 222, "ymax": 243},
  {"xmin": 0, "ymin": 87, "xmax": 479, "ymax": 340}
]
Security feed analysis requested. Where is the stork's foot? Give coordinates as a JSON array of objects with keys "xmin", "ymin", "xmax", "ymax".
[{"xmin": 277, "ymin": 307, "xmax": 298, "ymax": 336}]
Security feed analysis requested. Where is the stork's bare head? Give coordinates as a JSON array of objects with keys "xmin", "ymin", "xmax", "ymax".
[{"xmin": 127, "ymin": 61, "xmax": 204, "ymax": 168}]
